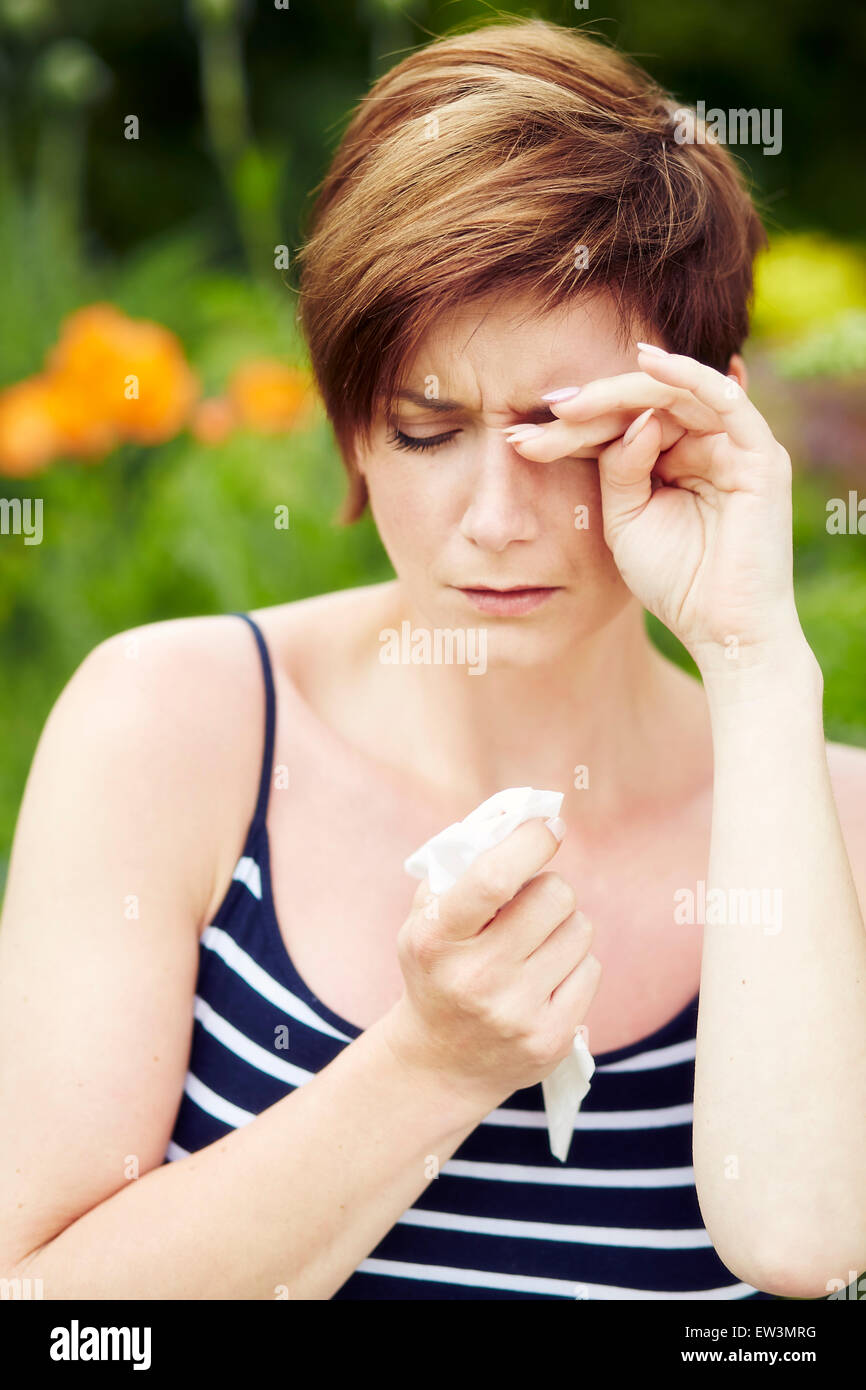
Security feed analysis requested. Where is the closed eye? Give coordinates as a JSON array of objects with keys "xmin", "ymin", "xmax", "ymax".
[
  {"xmin": 386, "ymin": 407, "xmax": 556, "ymax": 454},
  {"xmin": 386, "ymin": 426, "xmax": 460, "ymax": 454}
]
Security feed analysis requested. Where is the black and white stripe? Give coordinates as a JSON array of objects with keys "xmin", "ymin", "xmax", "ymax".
[{"xmin": 164, "ymin": 842, "xmax": 774, "ymax": 1301}]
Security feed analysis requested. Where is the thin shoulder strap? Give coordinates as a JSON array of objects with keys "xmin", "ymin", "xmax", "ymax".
[{"xmin": 231, "ymin": 611, "xmax": 276, "ymax": 827}]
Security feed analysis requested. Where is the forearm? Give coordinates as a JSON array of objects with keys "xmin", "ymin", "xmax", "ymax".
[
  {"xmin": 692, "ymin": 635, "xmax": 866, "ymax": 1296},
  {"xmin": 14, "ymin": 1008, "xmax": 483, "ymax": 1299}
]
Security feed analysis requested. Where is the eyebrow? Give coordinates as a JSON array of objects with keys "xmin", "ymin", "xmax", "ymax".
[
  {"xmin": 395, "ymin": 388, "xmax": 555, "ymax": 421},
  {"xmin": 396, "ymin": 388, "xmax": 466, "ymax": 414}
]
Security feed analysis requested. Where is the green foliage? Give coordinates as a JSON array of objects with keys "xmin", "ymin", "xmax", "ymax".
[
  {"xmin": 0, "ymin": 249, "xmax": 394, "ymax": 885},
  {"xmin": 775, "ymin": 312, "xmax": 866, "ymax": 380},
  {"xmin": 2, "ymin": 0, "xmax": 866, "ymax": 893}
]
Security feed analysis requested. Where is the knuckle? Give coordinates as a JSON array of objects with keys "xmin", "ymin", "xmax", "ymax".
[
  {"xmin": 448, "ymin": 959, "xmax": 485, "ymax": 1012},
  {"xmin": 479, "ymin": 997, "xmax": 517, "ymax": 1037},
  {"xmin": 584, "ymin": 953, "xmax": 603, "ymax": 983},
  {"xmin": 546, "ymin": 874, "xmax": 577, "ymax": 918},
  {"xmin": 474, "ymin": 863, "xmax": 511, "ymax": 908},
  {"xmin": 575, "ymin": 911, "xmax": 594, "ymax": 946},
  {"xmin": 411, "ymin": 877, "xmax": 431, "ymax": 909},
  {"xmin": 525, "ymin": 1023, "xmax": 567, "ymax": 1070},
  {"xmin": 402, "ymin": 915, "xmax": 441, "ymax": 972}
]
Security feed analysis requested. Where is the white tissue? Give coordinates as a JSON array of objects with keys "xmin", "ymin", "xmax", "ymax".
[{"xmin": 404, "ymin": 786, "xmax": 595, "ymax": 1162}]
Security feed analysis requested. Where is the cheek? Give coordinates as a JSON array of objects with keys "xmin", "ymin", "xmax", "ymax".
[
  {"xmin": 543, "ymin": 459, "xmax": 609, "ymax": 555},
  {"xmin": 365, "ymin": 461, "xmax": 445, "ymax": 565}
]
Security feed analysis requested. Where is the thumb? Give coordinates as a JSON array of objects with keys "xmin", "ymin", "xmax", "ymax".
[
  {"xmin": 597, "ymin": 408, "xmax": 661, "ymax": 546},
  {"xmin": 410, "ymin": 874, "xmax": 433, "ymax": 910}
]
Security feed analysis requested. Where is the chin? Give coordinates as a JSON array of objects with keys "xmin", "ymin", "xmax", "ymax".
[
  {"xmin": 444, "ymin": 600, "xmax": 611, "ymax": 673},
  {"xmin": 474, "ymin": 619, "xmax": 596, "ymax": 672}
]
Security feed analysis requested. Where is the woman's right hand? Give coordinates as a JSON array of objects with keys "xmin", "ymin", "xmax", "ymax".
[{"xmin": 383, "ymin": 817, "xmax": 601, "ymax": 1112}]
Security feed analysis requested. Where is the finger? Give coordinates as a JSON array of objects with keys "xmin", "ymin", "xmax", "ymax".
[
  {"xmin": 411, "ymin": 874, "xmax": 432, "ymax": 910},
  {"xmin": 542, "ymin": 371, "xmax": 719, "ymax": 435},
  {"xmin": 652, "ymin": 429, "xmax": 747, "ymax": 494},
  {"xmin": 522, "ymin": 907, "xmax": 593, "ymax": 996},
  {"xmin": 482, "ymin": 871, "xmax": 578, "ymax": 960},
  {"xmin": 435, "ymin": 816, "xmax": 564, "ymax": 942},
  {"xmin": 503, "ymin": 408, "xmax": 685, "ymax": 463},
  {"xmin": 503, "ymin": 413, "xmax": 629, "ymax": 463},
  {"xmin": 636, "ymin": 346, "xmax": 773, "ymax": 453},
  {"xmin": 545, "ymin": 951, "xmax": 602, "ymax": 1026},
  {"xmin": 596, "ymin": 408, "xmax": 662, "ymax": 539}
]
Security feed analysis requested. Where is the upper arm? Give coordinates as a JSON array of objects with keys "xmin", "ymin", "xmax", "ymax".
[
  {"xmin": 0, "ymin": 617, "xmax": 258, "ymax": 1270},
  {"xmin": 826, "ymin": 740, "xmax": 866, "ymax": 914}
]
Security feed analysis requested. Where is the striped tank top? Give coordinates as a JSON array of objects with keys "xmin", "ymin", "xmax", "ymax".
[{"xmin": 165, "ymin": 611, "xmax": 775, "ymax": 1301}]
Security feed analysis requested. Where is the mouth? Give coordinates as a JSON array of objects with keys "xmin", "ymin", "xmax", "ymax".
[{"xmin": 451, "ymin": 584, "xmax": 562, "ymax": 616}]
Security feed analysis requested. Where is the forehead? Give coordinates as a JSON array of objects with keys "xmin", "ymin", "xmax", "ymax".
[{"xmin": 398, "ymin": 289, "xmax": 638, "ymax": 413}]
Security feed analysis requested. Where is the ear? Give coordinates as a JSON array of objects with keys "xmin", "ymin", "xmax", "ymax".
[{"xmin": 726, "ymin": 352, "xmax": 748, "ymax": 393}]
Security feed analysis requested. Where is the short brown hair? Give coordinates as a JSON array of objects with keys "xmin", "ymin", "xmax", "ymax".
[{"xmin": 296, "ymin": 18, "xmax": 767, "ymax": 521}]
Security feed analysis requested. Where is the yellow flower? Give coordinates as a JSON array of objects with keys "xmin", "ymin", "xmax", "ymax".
[{"xmin": 753, "ymin": 235, "xmax": 866, "ymax": 338}]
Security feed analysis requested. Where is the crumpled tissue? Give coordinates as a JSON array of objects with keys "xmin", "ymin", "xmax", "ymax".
[{"xmin": 404, "ymin": 786, "xmax": 595, "ymax": 1162}]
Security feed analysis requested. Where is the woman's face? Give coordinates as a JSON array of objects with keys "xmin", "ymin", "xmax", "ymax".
[{"xmin": 356, "ymin": 290, "xmax": 649, "ymax": 668}]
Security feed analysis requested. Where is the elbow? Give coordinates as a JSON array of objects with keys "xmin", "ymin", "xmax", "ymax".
[{"xmin": 712, "ymin": 1233, "xmax": 866, "ymax": 1300}]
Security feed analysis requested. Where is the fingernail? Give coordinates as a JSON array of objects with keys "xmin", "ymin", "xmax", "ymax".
[
  {"xmin": 503, "ymin": 423, "xmax": 544, "ymax": 442},
  {"xmin": 541, "ymin": 386, "xmax": 581, "ymax": 402},
  {"xmin": 623, "ymin": 407, "xmax": 654, "ymax": 446},
  {"xmin": 576, "ymin": 910, "xmax": 592, "ymax": 931},
  {"xmin": 545, "ymin": 815, "xmax": 566, "ymax": 842},
  {"xmin": 636, "ymin": 341, "xmax": 669, "ymax": 357}
]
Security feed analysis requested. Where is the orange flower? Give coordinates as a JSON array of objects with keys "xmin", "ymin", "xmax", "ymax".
[
  {"xmin": 0, "ymin": 305, "xmax": 321, "ymax": 475},
  {"xmin": 190, "ymin": 397, "xmax": 237, "ymax": 445},
  {"xmin": 0, "ymin": 377, "xmax": 64, "ymax": 477},
  {"xmin": 0, "ymin": 371, "xmax": 124, "ymax": 476},
  {"xmin": 43, "ymin": 378, "xmax": 119, "ymax": 460},
  {"xmin": 227, "ymin": 359, "xmax": 317, "ymax": 434},
  {"xmin": 48, "ymin": 303, "xmax": 199, "ymax": 446}
]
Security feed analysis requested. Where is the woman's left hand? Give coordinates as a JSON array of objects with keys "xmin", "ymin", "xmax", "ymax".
[{"xmin": 507, "ymin": 346, "xmax": 805, "ymax": 672}]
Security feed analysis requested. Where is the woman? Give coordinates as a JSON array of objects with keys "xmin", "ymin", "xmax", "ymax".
[{"xmin": 2, "ymin": 19, "xmax": 866, "ymax": 1302}]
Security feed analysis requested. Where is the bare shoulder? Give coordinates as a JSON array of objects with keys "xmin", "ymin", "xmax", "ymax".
[
  {"xmin": 13, "ymin": 611, "xmax": 290, "ymax": 931},
  {"xmin": 0, "ymin": 609, "xmax": 295, "ymax": 1269},
  {"xmin": 84, "ymin": 589, "xmax": 397, "ymax": 914}
]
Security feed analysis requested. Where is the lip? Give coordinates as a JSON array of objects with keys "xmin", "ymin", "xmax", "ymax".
[{"xmin": 452, "ymin": 585, "xmax": 561, "ymax": 616}]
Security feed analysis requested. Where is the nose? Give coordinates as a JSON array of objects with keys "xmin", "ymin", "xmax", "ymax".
[{"xmin": 458, "ymin": 431, "xmax": 539, "ymax": 552}]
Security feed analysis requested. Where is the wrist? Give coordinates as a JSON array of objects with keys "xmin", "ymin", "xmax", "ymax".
[
  {"xmin": 374, "ymin": 997, "xmax": 495, "ymax": 1132},
  {"xmin": 693, "ymin": 626, "xmax": 823, "ymax": 712}
]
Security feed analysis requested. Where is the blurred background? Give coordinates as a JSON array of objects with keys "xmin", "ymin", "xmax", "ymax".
[{"xmin": 1, "ymin": 0, "xmax": 865, "ymax": 886}]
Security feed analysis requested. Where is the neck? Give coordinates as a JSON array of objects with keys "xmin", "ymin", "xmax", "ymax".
[{"xmin": 368, "ymin": 583, "xmax": 711, "ymax": 830}]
